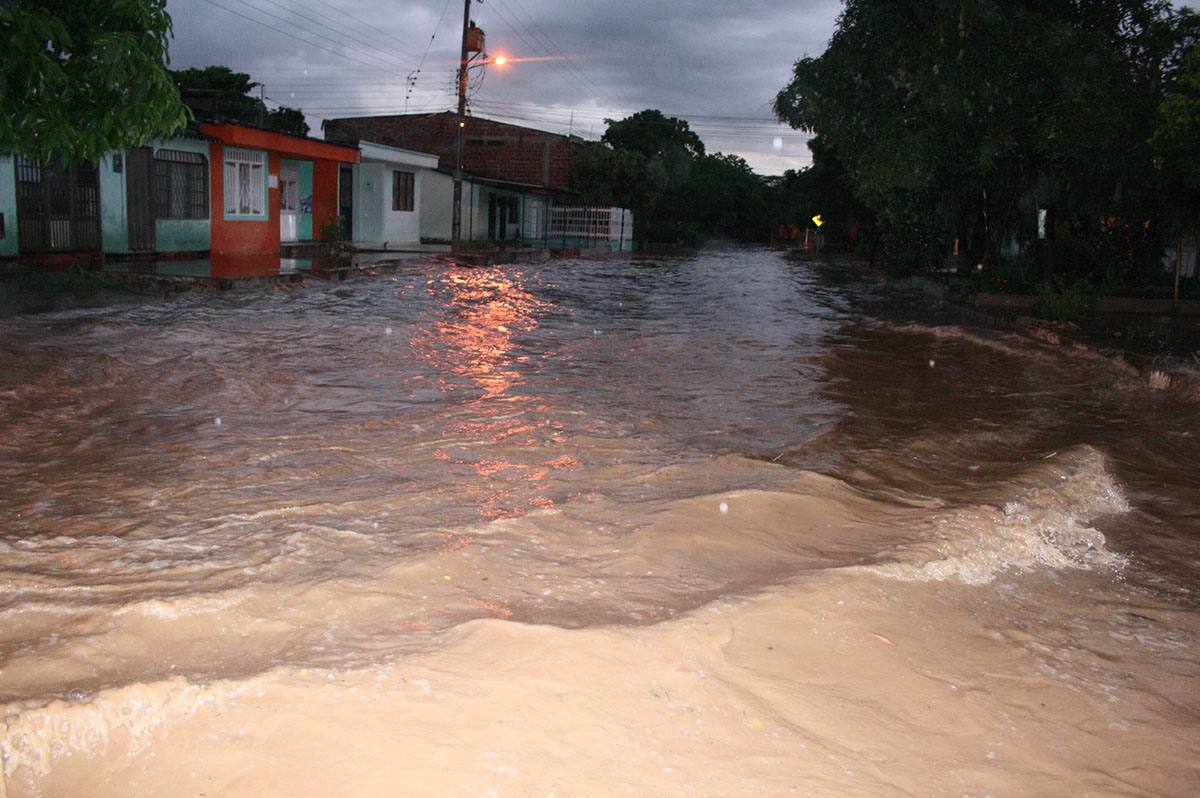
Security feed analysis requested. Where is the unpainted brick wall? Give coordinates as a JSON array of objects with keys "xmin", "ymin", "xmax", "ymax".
[{"xmin": 325, "ymin": 113, "xmax": 580, "ymax": 192}]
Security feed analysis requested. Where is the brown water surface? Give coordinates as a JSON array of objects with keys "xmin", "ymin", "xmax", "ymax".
[{"xmin": 1, "ymin": 248, "xmax": 1197, "ymax": 796}]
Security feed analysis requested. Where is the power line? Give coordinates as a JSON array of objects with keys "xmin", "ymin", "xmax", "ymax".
[
  {"xmin": 484, "ymin": 0, "xmax": 601, "ymax": 106},
  {"xmin": 407, "ymin": 0, "xmax": 456, "ymax": 111},
  {"xmin": 215, "ymin": 0, "xmax": 421, "ymax": 70},
  {"xmin": 276, "ymin": 0, "xmax": 428, "ymax": 61},
  {"xmin": 498, "ymin": 0, "xmax": 620, "ymax": 107},
  {"xmin": 202, "ymin": 0, "xmax": 405, "ymax": 73}
]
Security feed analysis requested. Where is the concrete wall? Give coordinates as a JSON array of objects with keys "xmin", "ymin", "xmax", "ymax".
[
  {"xmin": 99, "ymin": 153, "xmax": 129, "ymax": 253},
  {"xmin": 418, "ymin": 172, "xmax": 531, "ymax": 243},
  {"xmin": 378, "ymin": 167, "xmax": 421, "ymax": 245},
  {"xmin": 354, "ymin": 162, "xmax": 384, "ymax": 244},
  {"xmin": 155, "ymin": 139, "xmax": 212, "ymax": 253},
  {"xmin": 0, "ymin": 156, "xmax": 18, "ymax": 257},
  {"xmin": 210, "ymin": 144, "xmax": 275, "ymax": 257},
  {"xmin": 421, "ymin": 170, "xmax": 453, "ymax": 242},
  {"xmin": 99, "ymin": 139, "xmax": 212, "ymax": 255}
]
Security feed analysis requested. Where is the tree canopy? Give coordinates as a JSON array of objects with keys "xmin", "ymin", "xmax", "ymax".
[
  {"xmin": 775, "ymin": 0, "xmax": 1200, "ymax": 280},
  {"xmin": 0, "ymin": 0, "xmax": 189, "ymax": 163},
  {"xmin": 574, "ymin": 110, "xmax": 768, "ymax": 246},
  {"xmin": 171, "ymin": 66, "xmax": 310, "ymax": 137}
]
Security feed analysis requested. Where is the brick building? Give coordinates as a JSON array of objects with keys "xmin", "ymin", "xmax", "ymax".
[{"xmin": 323, "ymin": 112, "xmax": 582, "ymax": 197}]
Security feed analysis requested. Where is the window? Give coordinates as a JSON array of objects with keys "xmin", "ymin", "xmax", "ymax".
[
  {"xmin": 392, "ymin": 170, "xmax": 414, "ymax": 212},
  {"xmin": 223, "ymin": 147, "xmax": 266, "ymax": 217},
  {"xmin": 155, "ymin": 149, "xmax": 208, "ymax": 219}
]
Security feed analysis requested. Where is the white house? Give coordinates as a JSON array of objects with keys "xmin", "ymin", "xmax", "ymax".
[
  {"xmin": 347, "ymin": 142, "xmax": 439, "ymax": 249},
  {"xmin": 419, "ymin": 169, "xmax": 541, "ymax": 244}
]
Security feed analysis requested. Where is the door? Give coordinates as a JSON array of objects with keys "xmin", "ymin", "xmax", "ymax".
[
  {"xmin": 280, "ymin": 166, "xmax": 299, "ymax": 242},
  {"xmin": 15, "ymin": 155, "xmax": 100, "ymax": 252},
  {"xmin": 338, "ymin": 164, "xmax": 353, "ymax": 240},
  {"xmin": 126, "ymin": 147, "xmax": 156, "ymax": 252}
]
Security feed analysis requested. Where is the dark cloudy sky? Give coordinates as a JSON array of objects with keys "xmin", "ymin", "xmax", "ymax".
[{"xmin": 166, "ymin": 0, "xmax": 843, "ymax": 174}]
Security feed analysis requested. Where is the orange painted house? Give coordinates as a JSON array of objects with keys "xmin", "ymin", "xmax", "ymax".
[{"xmin": 198, "ymin": 122, "xmax": 359, "ymax": 259}]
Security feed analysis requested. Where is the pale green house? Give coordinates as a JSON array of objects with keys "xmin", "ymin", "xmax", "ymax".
[{"xmin": 1, "ymin": 127, "xmax": 215, "ymax": 263}]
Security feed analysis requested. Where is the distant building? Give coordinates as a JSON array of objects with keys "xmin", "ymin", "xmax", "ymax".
[{"xmin": 323, "ymin": 112, "xmax": 583, "ymax": 197}]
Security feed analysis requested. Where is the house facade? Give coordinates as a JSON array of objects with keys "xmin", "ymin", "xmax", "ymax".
[
  {"xmin": 0, "ymin": 130, "xmax": 217, "ymax": 264},
  {"xmin": 419, "ymin": 168, "xmax": 546, "ymax": 245},
  {"xmin": 198, "ymin": 121, "xmax": 358, "ymax": 258},
  {"xmin": 344, "ymin": 142, "xmax": 439, "ymax": 248},
  {"xmin": 1, "ymin": 122, "xmax": 359, "ymax": 267}
]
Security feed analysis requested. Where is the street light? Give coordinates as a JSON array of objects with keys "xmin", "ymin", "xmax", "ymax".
[{"xmin": 452, "ymin": 7, "xmax": 508, "ymax": 246}]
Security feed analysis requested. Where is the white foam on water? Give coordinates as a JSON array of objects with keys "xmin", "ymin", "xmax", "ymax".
[
  {"xmin": 0, "ymin": 676, "xmax": 249, "ymax": 780},
  {"xmin": 862, "ymin": 446, "xmax": 1130, "ymax": 585}
]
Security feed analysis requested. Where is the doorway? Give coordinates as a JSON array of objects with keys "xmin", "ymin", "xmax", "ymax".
[
  {"xmin": 338, "ymin": 164, "xmax": 353, "ymax": 240},
  {"xmin": 14, "ymin": 155, "xmax": 101, "ymax": 252},
  {"xmin": 126, "ymin": 147, "xmax": 156, "ymax": 252},
  {"xmin": 280, "ymin": 165, "xmax": 299, "ymax": 242}
]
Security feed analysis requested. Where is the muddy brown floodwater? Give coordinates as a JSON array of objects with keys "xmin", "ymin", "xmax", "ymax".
[{"xmin": 1, "ymin": 247, "xmax": 1197, "ymax": 797}]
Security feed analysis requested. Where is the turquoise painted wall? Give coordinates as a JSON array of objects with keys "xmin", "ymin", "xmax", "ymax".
[
  {"xmin": 99, "ymin": 152, "xmax": 129, "ymax": 253},
  {"xmin": 99, "ymin": 139, "xmax": 212, "ymax": 254},
  {"xmin": 155, "ymin": 139, "xmax": 211, "ymax": 252},
  {"xmin": 281, "ymin": 158, "xmax": 314, "ymax": 241},
  {"xmin": 298, "ymin": 161, "xmax": 313, "ymax": 240},
  {"xmin": 0, "ymin": 156, "xmax": 16, "ymax": 257}
]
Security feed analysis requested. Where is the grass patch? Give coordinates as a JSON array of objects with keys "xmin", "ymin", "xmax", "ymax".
[{"xmin": 1032, "ymin": 280, "xmax": 1099, "ymax": 322}]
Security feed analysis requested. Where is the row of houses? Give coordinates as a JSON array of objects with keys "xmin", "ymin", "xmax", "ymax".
[{"xmin": 0, "ymin": 110, "xmax": 632, "ymax": 273}]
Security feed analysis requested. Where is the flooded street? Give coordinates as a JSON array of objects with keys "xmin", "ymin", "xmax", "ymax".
[{"xmin": 1, "ymin": 247, "xmax": 1197, "ymax": 796}]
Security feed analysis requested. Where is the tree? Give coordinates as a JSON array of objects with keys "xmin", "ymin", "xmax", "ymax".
[
  {"xmin": 598, "ymin": 110, "xmax": 705, "ymax": 243},
  {"xmin": 0, "ymin": 0, "xmax": 189, "ymax": 163},
  {"xmin": 1152, "ymin": 42, "xmax": 1200, "ymax": 234},
  {"xmin": 766, "ymin": 137, "xmax": 875, "ymax": 254},
  {"xmin": 682, "ymin": 153, "xmax": 766, "ymax": 240},
  {"xmin": 171, "ymin": 65, "xmax": 310, "ymax": 137},
  {"xmin": 573, "ymin": 110, "xmax": 772, "ymax": 246},
  {"xmin": 572, "ymin": 141, "xmax": 661, "ymax": 212},
  {"xmin": 602, "ymin": 109, "xmax": 705, "ymax": 162},
  {"xmin": 775, "ymin": 0, "xmax": 1198, "ymax": 281}
]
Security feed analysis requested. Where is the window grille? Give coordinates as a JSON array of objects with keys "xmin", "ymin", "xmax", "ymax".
[
  {"xmin": 223, "ymin": 147, "xmax": 266, "ymax": 216},
  {"xmin": 154, "ymin": 149, "xmax": 208, "ymax": 219},
  {"xmin": 392, "ymin": 170, "xmax": 414, "ymax": 212}
]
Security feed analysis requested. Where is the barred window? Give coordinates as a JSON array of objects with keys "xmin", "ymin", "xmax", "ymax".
[
  {"xmin": 223, "ymin": 147, "xmax": 266, "ymax": 216},
  {"xmin": 155, "ymin": 149, "xmax": 208, "ymax": 220},
  {"xmin": 392, "ymin": 170, "xmax": 414, "ymax": 212}
]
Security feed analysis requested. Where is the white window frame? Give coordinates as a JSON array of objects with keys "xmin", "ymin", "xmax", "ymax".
[{"xmin": 223, "ymin": 147, "xmax": 266, "ymax": 218}]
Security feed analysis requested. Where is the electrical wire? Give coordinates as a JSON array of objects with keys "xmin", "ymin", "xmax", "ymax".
[
  {"xmin": 202, "ymin": 0, "xmax": 405, "ymax": 74},
  {"xmin": 231, "ymin": 0, "xmax": 424, "ymax": 68},
  {"xmin": 497, "ymin": 0, "xmax": 621, "ymax": 107}
]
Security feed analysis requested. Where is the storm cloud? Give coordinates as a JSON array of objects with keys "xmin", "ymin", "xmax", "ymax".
[{"xmin": 167, "ymin": 0, "xmax": 842, "ymax": 174}]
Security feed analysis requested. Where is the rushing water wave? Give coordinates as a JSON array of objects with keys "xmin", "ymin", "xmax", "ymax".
[{"xmin": 1, "ymin": 248, "xmax": 1197, "ymax": 796}]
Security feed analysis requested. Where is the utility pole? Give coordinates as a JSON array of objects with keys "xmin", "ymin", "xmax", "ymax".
[{"xmin": 451, "ymin": 0, "xmax": 471, "ymax": 245}]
